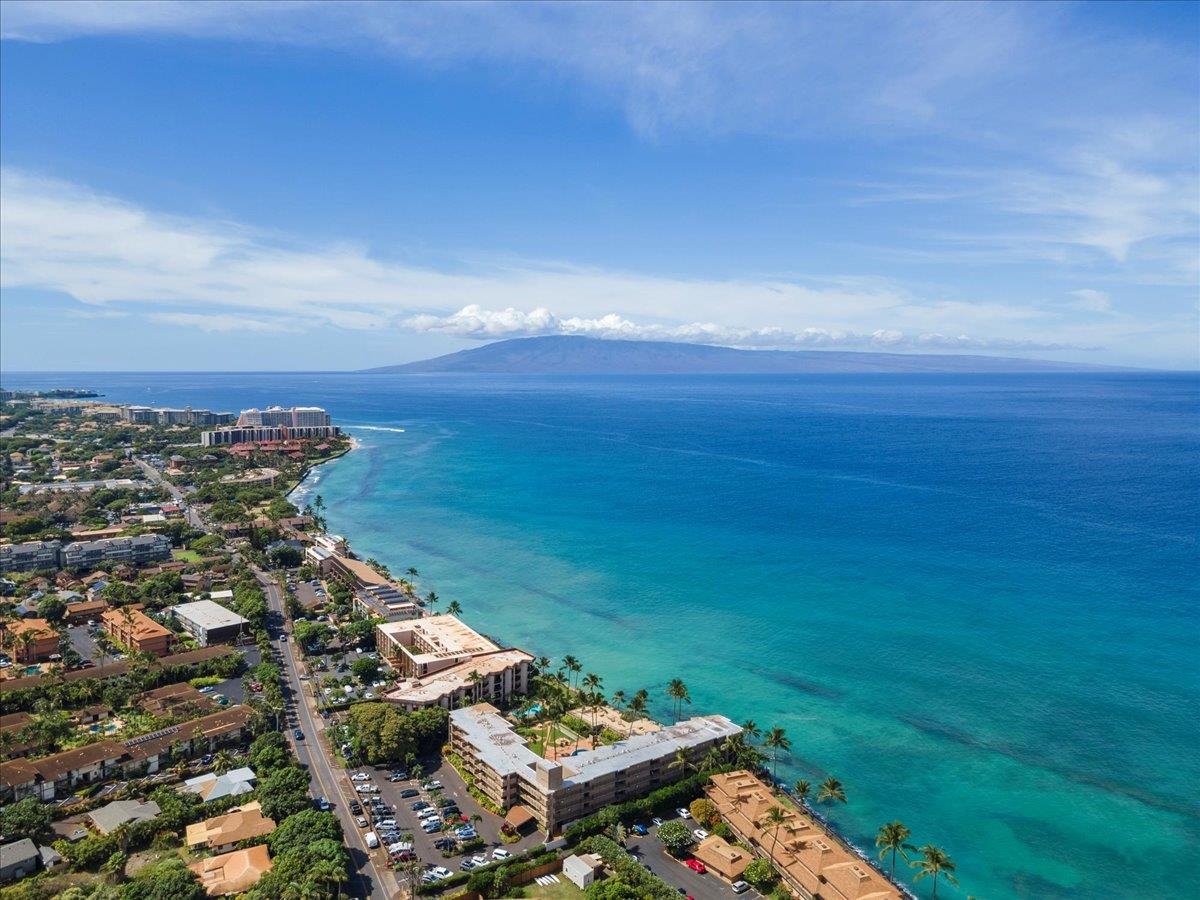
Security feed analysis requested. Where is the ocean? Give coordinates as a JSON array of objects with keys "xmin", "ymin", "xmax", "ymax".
[{"xmin": 4, "ymin": 371, "xmax": 1197, "ymax": 898}]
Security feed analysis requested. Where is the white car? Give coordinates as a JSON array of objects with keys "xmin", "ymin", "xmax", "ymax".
[
  {"xmin": 731, "ymin": 881, "xmax": 750, "ymax": 894},
  {"xmin": 492, "ymin": 849, "xmax": 511, "ymax": 861},
  {"xmin": 472, "ymin": 855, "xmax": 488, "ymax": 866},
  {"xmin": 351, "ymin": 773, "xmax": 371, "ymax": 782},
  {"xmin": 676, "ymin": 807, "xmax": 692, "ymax": 819},
  {"xmin": 693, "ymin": 828, "xmax": 710, "ymax": 841}
]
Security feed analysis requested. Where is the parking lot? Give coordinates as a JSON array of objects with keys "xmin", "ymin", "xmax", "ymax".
[
  {"xmin": 341, "ymin": 755, "xmax": 543, "ymax": 880},
  {"xmin": 66, "ymin": 625, "xmax": 100, "ymax": 662},
  {"xmin": 628, "ymin": 813, "xmax": 765, "ymax": 900}
]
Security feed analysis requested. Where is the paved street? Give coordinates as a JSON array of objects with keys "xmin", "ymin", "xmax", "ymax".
[
  {"xmin": 135, "ymin": 458, "xmax": 204, "ymax": 529},
  {"xmin": 257, "ymin": 568, "xmax": 398, "ymax": 900},
  {"xmin": 628, "ymin": 816, "xmax": 764, "ymax": 900}
]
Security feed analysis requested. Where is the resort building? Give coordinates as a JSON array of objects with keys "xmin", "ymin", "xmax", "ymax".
[
  {"xmin": 693, "ymin": 836, "xmax": 752, "ymax": 882},
  {"xmin": 200, "ymin": 422, "xmax": 339, "ymax": 447},
  {"xmin": 169, "ymin": 599, "xmax": 250, "ymax": 646},
  {"xmin": 121, "ymin": 406, "xmax": 233, "ymax": 426},
  {"xmin": 326, "ymin": 553, "xmax": 390, "ymax": 590},
  {"xmin": 236, "ymin": 406, "xmax": 331, "ymax": 427},
  {"xmin": 0, "ymin": 540, "xmax": 62, "ymax": 574},
  {"xmin": 101, "ymin": 607, "xmax": 173, "ymax": 657},
  {"xmin": 706, "ymin": 771, "xmax": 900, "ymax": 900},
  {"xmin": 449, "ymin": 703, "xmax": 741, "ymax": 835},
  {"xmin": 189, "ymin": 845, "xmax": 273, "ymax": 897},
  {"xmin": 353, "ymin": 583, "xmax": 422, "ymax": 622},
  {"xmin": 186, "ymin": 801, "xmax": 275, "ymax": 853},
  {"xmin": 377, "ymin": 615, "xmax": 533, "ymax": 710},
  {"xmin": 4, "ymin": 618, "xmax": 60, "ymax": 663}
]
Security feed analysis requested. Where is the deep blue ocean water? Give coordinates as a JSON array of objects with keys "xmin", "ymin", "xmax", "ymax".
[{"xmin": 5, "ymin": 371, "xmax": 1197, "ymax": 898}]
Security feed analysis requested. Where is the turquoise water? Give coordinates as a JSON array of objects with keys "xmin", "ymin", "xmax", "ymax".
[{"xmin": 5, "ymin": 371, "xmax": 1197, "ymax": 898}]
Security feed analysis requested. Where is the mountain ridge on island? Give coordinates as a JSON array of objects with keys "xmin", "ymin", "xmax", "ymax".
[{"xmin": 363, "ymin": 335, "xmax": 1127, "ymax": 374}]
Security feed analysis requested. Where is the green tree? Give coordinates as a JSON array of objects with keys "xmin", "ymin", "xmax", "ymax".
[
  {"xmin": 793, "ymin": 779, "xmax": 811, "ymax": 807},
  {"xmin": 666, "ymin": 678, "xmax": 691, "ymax": 723},
  {"xmin": 762, "ymin": 726, "xmax": 791, "ymax": 787},
  {"xmin": 37, "ymin": 595, "xmax": 67, "ymax": 622},
  {"xmin": 817, "ymin": 776, "xmax": 847, "ymax": 805},
  {"xmin": 689, "ymin": 798, "xmax": 720, "ymax": 828},
  {"xmin": 656, "ymin": 820, "xmax": 694, "ymax": 857},
  {"xmin": 119, "ymin": 857, "xmax": 204, "ymax": 900},
  {"xmin": 351, "ymin": 656, "xmax": 382, "ymax": 684},
  {"xmin": 269, "ymin": 809, "xmax": 343, "ymax": 857},
  {"xmin": 0, "ymin": 796, "xmax": 53, "ymax": 844},
  {"xmin": 257, "ymin": 766, "xmax": 313, "ymax": 822},
  {"xmin": 876, "ymin": 821, "xmax": 915, "ymax": 879},
  {"xmin": 742, "ymin": 858, "xmax": 777, "ymax": 889},
  {"xmin": 911, "ymin": 845, "xmax": 959, "ymax": 899},
  {"xmin": 446, "ymin": 599, "xmax": 463, "ymax": 617}
]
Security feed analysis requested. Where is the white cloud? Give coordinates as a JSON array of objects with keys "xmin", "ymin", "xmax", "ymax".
[
  {"xmin": 0, "ymin": 167, "xmax": 1105, "ymax": 355},
  {"xmin": 1067, "ymin": 290, "xmax": 1113, "ymax": 314},
  {"xmin": 402, "ymin": 305, "xmax": 1078, "ymax": 352}
]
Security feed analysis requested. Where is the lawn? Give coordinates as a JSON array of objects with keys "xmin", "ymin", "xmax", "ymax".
[
  {"xmin": 525, "ymin": 878, "xmax": 583, "ymax": 900},
  {"xmin": 173, "ymin": 549, "xmax": 203, "ymax": 563}
]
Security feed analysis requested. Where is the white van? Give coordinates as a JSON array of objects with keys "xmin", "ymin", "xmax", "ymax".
[{"xmin": 365, "ymin": 832, "xmax": 379, "ymax": 849}]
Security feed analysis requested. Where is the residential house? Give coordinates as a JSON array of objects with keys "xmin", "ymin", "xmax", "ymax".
[
  {"xmin": 88, "ymin": 799, "xmax": 161, "ymax": 835},
  {"xmin": 0, "ymin": 839, "xmax": 40, "ymax": 883},
  {"xmin": 183, "ymin": 767, "xmax": 257, "ymax": 802},
  {"xmin": 188, "ymin": 844, "xmax": 273, "ymax": 896},
  {"xmin": 185, "ymin": 801, "xmax": 275, "ymax": 853}
]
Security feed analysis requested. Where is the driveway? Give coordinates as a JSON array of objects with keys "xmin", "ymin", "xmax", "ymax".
[
  {"xmin": 629, "ymin": 815, "xmax": 764, "ymax": 900},
  {"xmin": 66, "ymin": 625, "xmax": 99, "ymax": 662}
]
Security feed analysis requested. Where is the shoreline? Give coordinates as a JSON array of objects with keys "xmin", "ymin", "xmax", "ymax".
[{"xmin": 287, "ymin": 433, "xmax": 361, "ymax": 501}]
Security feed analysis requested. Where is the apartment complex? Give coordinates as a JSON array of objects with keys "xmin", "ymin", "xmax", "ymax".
[
  {"xmin": 62, "ymin": 535, "xmax": 173, "ymax": 570},
  {"xmin": 101, "ymin": 607, "xmax": 173, "ymax": 657},
  {"xmin": 236, "ymin": 406, "xmax": 331, "ymax": 427},
  {"xmin": 449, "ymin": 703, "xmax": 741, "ymax": 835},
  {"xmin": 378, "ymin": 615, "xmax": 533, "ymax": 711},
  {"xmin": 0, "ymin": 541, "xmax": 62, "ymax": 574},
  {"xmin": 4, "ymin": 618, "xmax": 60, "ymax": 663},
  {"xmin": 201, "ymin": 405, "xmax": 338, "ymax": 447},
  {"xmin": 706, "ymin": 771, "xmax": 900, "ymax": 900},
  {"xmin": 121, "ymin": 406, "xmax": 233, "ymax": 426},
  {"xmin": 169, "ymin": 600, "xmax": 250, "ymax": 646},
  {"xmin": 0, "ymin": 706, "xmax": 254, "ymax": 803}
]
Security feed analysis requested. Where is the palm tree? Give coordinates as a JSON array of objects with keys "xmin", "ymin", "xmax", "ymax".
[
  {"xmin": 212, "ymin": 750, "xmax": 236, "ymax": 774},
  {"xmin": 741, "ymin": 720, "xmax": 761, "ymax": 742},
  {"xmin": 912, "ymin": 845, "xmax": 958, "ymax": 899},
  {"xmin": 762, "ymin": 805, "xmax": 789, "ymax": 860},
  {"xmin": 817, "ymin": 776, "xmax": 847, "ymax": 805},
  {"xmin": 563, "ymin": 656, "xmax": 582, "ymax": 691},
  {"xmin": 668, "ymin": 748, "xmax": 695, "ymax": 775},
  {"xmin": 793, "ymin": 779, "xmax": 811, "ymax": 809},
  {"xmin": 876, "ymin": 821, "xmax": 915, "ymax": 879},
  {"xmin": 581, "ymin": 673, "xmax": 603, "ymax": 728},
  {"xmin": 628, "ymin": 689, "xmax": 649, "ymax": 722},
  {"xmin": 536, "ymin": 656, "xmax": 551, "ymax": 672},
  {"xmin": 467, "ymin": 670, "xmax": 484, "ymax": 702},
  {"xmin": 406, "ymin": 567, "xmax": 419, "ymax": 580},
  {"xmin": 446, "ymin": 600, "xmax": 463, "ymax": 617},
  {"xmin": 666, "ymin": 678, "xmax": 690, "ymax": 723},
  {"xmin": 763, "ymin": 727, "xmax": 791, "ymax": 787},
  {"xmin": 611, "ymin": 690, "xmax": 628, "ymax": 735},
  {"xmin": 425, "ymin": 591, "xmax": 438, "ymax": 611}
]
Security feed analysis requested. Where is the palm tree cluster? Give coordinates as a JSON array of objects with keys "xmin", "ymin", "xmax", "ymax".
[{"xmin": 874, "ymin": 822, "xmax": 959, "ymax": 898}]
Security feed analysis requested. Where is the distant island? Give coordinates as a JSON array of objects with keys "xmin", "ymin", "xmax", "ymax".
[{"xmin": 365, "ymin": 335, "xmax": 1124, "ymax": 375}]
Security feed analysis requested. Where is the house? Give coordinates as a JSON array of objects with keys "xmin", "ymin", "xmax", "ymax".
[
  {"xmin": 168, "ymin": 600, "xmax": 250, "ymax": 647},
  {"xmin": 72, "ymin": 705, "xmax": 110, "ymax": 726},
  {"xmin": 185, "ymin": 801, "xmax": 275, "ymax": 853},
  {"xmin": 562, "ymin": 853, "xmax": 604, "ymax": 889},
  {"xmin": 4, "ymin": 618, "xmax": 60, "ymax": 663},
  {"xmin": 188, "ymin": 845, "xmax": 273, "ymax": 896},
  {"xmin": 0, "ymin": 839, "xmax": 40, "ymax": 883},
  {"xmin": 88, "ymin": 799, "xmax": 161, "ymax": 835},
  {"xmin": 183, "ymin": 766, "xmax": 257, "ymax": 802},
  {"xmin": 101, "ymin": 607, "xmax": 173, "ymax": 657},
  {"xmin": 0, "ymin": 712, "xmax": 36, "ymax": 760}
]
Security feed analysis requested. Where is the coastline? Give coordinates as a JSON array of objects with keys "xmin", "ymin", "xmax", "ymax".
[{"xmin": 287, "ymin": 433, "xmax": 361, "ymax": 501}]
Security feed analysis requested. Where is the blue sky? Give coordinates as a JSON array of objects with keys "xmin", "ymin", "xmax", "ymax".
[{"xmin": 1, "ymin": 1, "xmax": 1196, "ymax": 371}]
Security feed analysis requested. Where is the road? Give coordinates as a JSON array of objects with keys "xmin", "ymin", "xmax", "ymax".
[
  {"xmin": 135, "ymin": 458, "xmax": 205, "ymax": 529},
  {"xmin": 257, "ymin": 567, "xmax": 398, "ymax": 900}
]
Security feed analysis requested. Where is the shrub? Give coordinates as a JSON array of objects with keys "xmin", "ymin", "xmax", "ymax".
[
  {"xmin": 743, "ymin": 858, "xmax": 777, "ymax": 889},
  {"xmin": 656, "ymin": 820, "xmax": 694, "ymax": 857}
]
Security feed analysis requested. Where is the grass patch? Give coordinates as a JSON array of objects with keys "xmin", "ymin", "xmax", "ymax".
[
  {"xmin": 173, "ymin": 549, "xmax": 203, "ymax": 563},
  {"xmin": 525, "ymin": 879, "xmax": 584, "ymax": 900}
]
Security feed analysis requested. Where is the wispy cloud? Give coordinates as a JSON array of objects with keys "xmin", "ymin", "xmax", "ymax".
[{"xmin": 1, "ymin": 167, "xmax": 1106, "ymax": 355}]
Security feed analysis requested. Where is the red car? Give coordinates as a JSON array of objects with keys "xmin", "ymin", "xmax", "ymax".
[{"xmin": 684, "ymin": 860, "xmax": 707, "ymax": 875}]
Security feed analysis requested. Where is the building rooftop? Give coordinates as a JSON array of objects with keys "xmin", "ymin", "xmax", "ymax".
[
  {"xmin": 451, "ymin": 704, "xmax": 740, "ymax": 789},
  {"xmin": 185, "ymin": 801, "xmax": 275, "ymax": 848},
  {"xmin": 379, "ymin": 614, "xmax": 500, "ymax": 663},
  {"xmin": 189, "ymin": 844, "xmax": 273, "ymax": 896},
  {"xmin": 88, "ymin": 799, "xmax": 161, "ymax": 835},
  {"xmin": 384, "ymin": 649, "xmax": 534, "ymax": 705},
  {"xmin": 183, "ymin": 766, "xmax": 257, "ymax": 802},
  {"xmin": 170, "ymin": 599, "xmax": 250, "ymax": 632},
  {"xmin": 101, "ymin": 607, "xmax": 172, "ymax": 642}
]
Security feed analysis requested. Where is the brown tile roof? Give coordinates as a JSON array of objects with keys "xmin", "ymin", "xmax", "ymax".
[
  {"xmin": 185, "ymin": 801, "xmax": 275, "ymax": 849},
  {"xmin": 0, "ymin": 740, "xmax": 128, "ymax": 788},
  {"xmin": 188, "ymin": 844, "xmax": 272, "ymax": 896},
  {"xmin": 101, "ymin": 607, "xmax": 172, "ymax": 642}
]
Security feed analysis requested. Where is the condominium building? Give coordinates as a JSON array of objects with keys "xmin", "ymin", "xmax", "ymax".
[
  {"xmin": 200, "ymin": 424, "xmax": 340, "ymax": 447},
  {"xmin": 101, "ymin": 607, "xmax": 173, "ymax": 657},
  {"xmin": 0, "ymin": 541, "xmax": 62, "ymax": 574},
  {"xmin": 353, "ymin": 584, "xmax": 422, "ymax": 622},
  {"xmin": 3, "ymin": 618, "xmax": 60, "ymax": 663},
  {"xmin": 706, "ymin": 771, "xmax": 900, "ymax": 900},
  {"xmin": 236, "ymin": 406, "xmax": 331, "ymax": 427},
  {"xmin": 61, "ymin": 535, "xmax": 172, "ymax": 570},
  {"xmin": 121, "ymin": 406, "xmax": 234, "ymax": 426},
  {"xmin": 449, "ymin": 703, "xmax": 740, "ymax": 835},
  {"xmin": 169, "ymin": 600, "xmax": 250, "ymax": 646}
]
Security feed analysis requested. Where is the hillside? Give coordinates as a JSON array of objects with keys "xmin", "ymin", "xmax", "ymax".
[{"xmin": 364, "ymin": 336, "xmax": 1119, "ymax": 375}]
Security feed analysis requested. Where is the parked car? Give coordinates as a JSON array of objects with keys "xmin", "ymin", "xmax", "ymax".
[
  {"xmin": 492, "ymin": 849, "xmax": 511, "ymax": 861},
  {"xmin": 293, "ymin": 728, "xmax": 304, "ymax": 740},
  {"xmin": 652, "ymin": 817, "xmax": 664, "ymax": 827},
  {"xmin": 632, "ymin": 824, "xmax": 649, "ymax": 836},
  {"xmin": 422, "ymin": 822, "xmax": 442, "ymax": 834},
  {"xmin": 376, "ymin": 819, "xmax": 397, "ymax": 829},
  {"xmin": 693, "ymin": 829, "xmax": 710, "ymax": 841},
  {"xmin": 676, "ymin": 808, "xmax": 692, "ymax": 819},
  {"xmin": 460, "ymin": 860, "xmax": 477, "ymax": 871},
  {"xmin": 314, "ymin": 797, "xmax": 332, "ymax": 811},
  {"xmin": 365, "ymin": 832, "xmax": 379, "ymax": 849},
  {"xmin": 352, "ymin": 772, "xmax": 371, "ymax": 781},
  {"xmin": 400, "ymin": 789, "xmax": 420, "ymax": 798},
  {"xmin": 349, "ymin": 800, "xmax": 362, "ymax": 814},
  {"xmin": 437, "ymin": 798, "xmax": 456, "ymax": 808},
  {"xmin": 684, "ymin": 859, "xmax": 707, "ymax": 874},
  {"xmin": 411, "ymin": 801, "xmax": 430, "ymax": 811},
  {"xmin": 731, "ymin": 881, "xmax": 750, "ymax": 894},
  {"xmin": 355, "ymin": 816, "xmax": 368, "ymax": 828}
]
